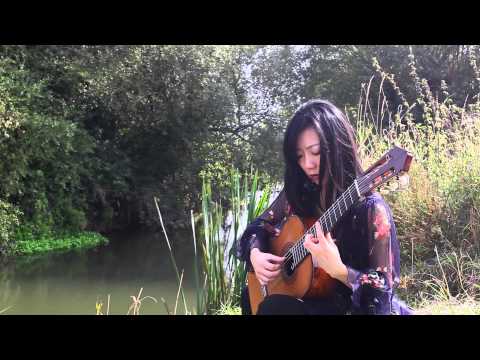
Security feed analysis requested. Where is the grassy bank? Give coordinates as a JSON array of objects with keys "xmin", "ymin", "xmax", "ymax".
[{"xmin": 1, "ymin": 199, "xmax": 108, "ymax": 258}]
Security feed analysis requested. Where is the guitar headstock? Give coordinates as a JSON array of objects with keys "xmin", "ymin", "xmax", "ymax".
[{"xmin": 359, "ymin": 146, "xmax": 413, "ymax": 195}]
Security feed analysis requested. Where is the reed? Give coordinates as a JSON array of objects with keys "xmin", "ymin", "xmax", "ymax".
[
  {"xmin": 152, "ymin": 168, "xmax": 274, "ymax": 314},
  {"xmin": 197, "ymin": 168, "xmax": 274, "ymax": 314}
]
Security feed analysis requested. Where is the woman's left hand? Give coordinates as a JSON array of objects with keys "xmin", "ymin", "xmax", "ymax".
[{"xmin": 303, "ymin": 225, "xmax": 347, "ymax": 281}]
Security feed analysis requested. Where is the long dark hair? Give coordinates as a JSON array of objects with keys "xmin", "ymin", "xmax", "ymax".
[{"xmin": 283, "ymin": 99, "xmax": 363, "ymax": 217}]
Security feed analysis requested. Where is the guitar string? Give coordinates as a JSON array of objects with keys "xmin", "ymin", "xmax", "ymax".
[
  {"xmin": 286, "ymin": 169, "xmax": 396, "ymax": 267},
  {"xmin": 281, "ymin": 172, "xmax": 384, "ymax": 267},
  {"xmin": 284, "ymin": 173, "xmax": 377, "ymax": 264},
  {"xmin": 282, "ymin": 185, "xmax": 354, "ymax": 265},
  {"xmin": 283, "ymin": 178, "xmax": 358, "ymax": 261}
]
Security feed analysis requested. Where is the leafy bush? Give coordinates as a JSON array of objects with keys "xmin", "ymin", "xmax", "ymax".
[{"xmin": 0, "ymin": 200, "xmax": 22, "ymax": 252}]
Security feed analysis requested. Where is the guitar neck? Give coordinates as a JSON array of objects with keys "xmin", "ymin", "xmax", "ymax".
[
  {"xmin": 288, "ymin": 179, "xmax": 363, "ymax": 269},
  {"xmin": 285, "ymin": 145, "xmax": 412, "ymax": 273},
  {"xmin": 316, "ymin": 179, "xmax": 362, "ymax": 233}
]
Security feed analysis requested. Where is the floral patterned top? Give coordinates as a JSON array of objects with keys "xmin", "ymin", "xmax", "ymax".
[{"xmin": 235, "ymin": 188, "xmax": 413, "ymax": 315}]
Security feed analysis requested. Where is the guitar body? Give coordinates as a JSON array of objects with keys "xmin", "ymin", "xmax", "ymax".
[{"xmin": 247, "ymin": 215, "xmax": 337, "ymax": 315}]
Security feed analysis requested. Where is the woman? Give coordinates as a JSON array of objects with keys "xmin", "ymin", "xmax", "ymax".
[{"xmin": 236, "ymin": 99, "xmax": 412, "ymax": 315}]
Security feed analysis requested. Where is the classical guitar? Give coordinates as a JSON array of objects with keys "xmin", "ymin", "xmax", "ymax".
[{"xmin": 247, "ymin": 145, "xmax": 413, "ymax": 314}]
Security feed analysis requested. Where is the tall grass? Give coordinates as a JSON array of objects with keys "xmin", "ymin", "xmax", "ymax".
[
  {"xmin": 154, "ymin": 196, "xmax": 189, "ymax": 314},
  {"xmin": 349, "ymin": 50, "xmax": 480, "ymax": 308},
  {"xmin": 155, "ymin": 168, "xmax": 274, "ymax": 314},
  {"xmin": 198, "ymin": 168, "xmax": 273, "ymax": 314}
]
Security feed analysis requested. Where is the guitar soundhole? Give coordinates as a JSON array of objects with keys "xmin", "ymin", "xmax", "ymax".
[
  {"xmin": 280, "ymin": 243, "xmax": 296, "ymax": 280},
  {"xmin": 282, "ymin": 257, "xmax": 295, "ymax": 278}
]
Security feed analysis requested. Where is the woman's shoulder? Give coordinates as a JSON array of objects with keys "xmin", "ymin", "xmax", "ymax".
[
  {"xmin": 365, "ymin": 191, "xmax": 386, "ymax": 205},
  {"xmin": 353, "ymin": 191, "xmax": 391, "ymax": 216}
]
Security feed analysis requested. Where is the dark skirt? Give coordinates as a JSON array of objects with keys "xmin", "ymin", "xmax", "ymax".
[
  {"xmin": 241, "ymin": 286, "xmax": 414, "ymax": 315},
  {"xmin": 241, "ymin": 286, "xmax": 350, "ymax": 315}
]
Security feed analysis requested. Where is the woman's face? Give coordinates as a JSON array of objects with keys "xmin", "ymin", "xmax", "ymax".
[{"xmin": 296, "ymin": 127, "xmax": 321, "ymax": 184}]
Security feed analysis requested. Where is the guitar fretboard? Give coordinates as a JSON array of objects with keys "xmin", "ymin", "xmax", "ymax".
[{"xmin": 286, "ymin": 179, "xmax": 362, "ymax": 271}]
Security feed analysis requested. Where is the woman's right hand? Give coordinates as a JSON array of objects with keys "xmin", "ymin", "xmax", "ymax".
[{"xmin": 250, "ymin": 248, "xmax": 285, "ymax": 286}]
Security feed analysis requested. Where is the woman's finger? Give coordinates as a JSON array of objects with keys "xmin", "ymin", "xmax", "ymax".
[
  {"xmin": 304, "ymin": 236, "xmax": 313, "ymax": 249},
  {"xmin": 305, "ymin": 233, "xmax": 318, "ymax": 245},
  {"xmin": 304, "ymin": 239, "xmax": 318, "ymax": 255},
  {"xmin": 304, "ymin": 233, "xmax": 311, "ymax": 244},
  {"xmin": 265, "ymin": 269, "xmax": 281, "ymax": 280},
  {"xmin": 325, "ymin": 232, "xmax": 337, "ymax": 244},
  {"xmin": 264, "ymin": 262, "xmax": 280, "ymax": 271},
  {"xmin": 266, "ymin": 254, "xmax": 285, "ymax": 263},
  {"xmin": 262, "ymin": 258, "xmax": 280, "ymax": 270},
  {"xmin": 315, "ymin": 222, "xmax": 325, "ymax": 240}
]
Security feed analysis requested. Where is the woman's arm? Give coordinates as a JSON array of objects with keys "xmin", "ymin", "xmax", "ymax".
[
  {"xmin": 235, "ymin": 189, "xmax": 289, "ymax": 271},
  {"xmin": 303, "ymin": 195, "xmax": 398, "ymax": 314},
  {"xmin": 346, "ymin": 197, "xmax": 397, "ymax": 314}
]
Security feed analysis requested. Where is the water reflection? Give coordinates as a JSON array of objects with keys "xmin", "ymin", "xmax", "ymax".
[{"xmin": 0, "ymin": 231, "xmax": 198, "ymax": 315}]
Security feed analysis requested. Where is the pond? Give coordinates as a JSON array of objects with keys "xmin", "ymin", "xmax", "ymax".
[{"xmin": 0, "ymin": 230, "xmax": 200, "ymax": 315}]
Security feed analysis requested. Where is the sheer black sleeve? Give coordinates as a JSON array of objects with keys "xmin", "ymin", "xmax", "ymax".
[
  {"xmin": 235, "ymin": 189, "xmax": 289, "ymax": 271},
  {"xmin": 345, "ymin": 195, "xmax": 399, "ymax": 314}
]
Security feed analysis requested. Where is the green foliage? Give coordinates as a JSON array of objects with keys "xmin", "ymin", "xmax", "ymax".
[
  {"xmin": 0, "ymin": 48, "xmax": 100, "ymax": 237},
  {"xmin": 0, "ymin": 200, "xmax": 22, "ymax": 251},
  {"xmin": 255, "ymin": 45, "xmax": 480, "ymax": 128},
  {"xmin": 354, "ymin": 55, "xmax": 480, "ymax": 306},
  {"xmin": 197, "ymin": 168, "xmax": 273, "ymax": 314},
  {"xmin": 12, "ymin": 231, "xmax": 108, "ymax": 256},
  {"xmin": 214, "ymin": 303, "xmax": 242, "ymax": 315}
]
